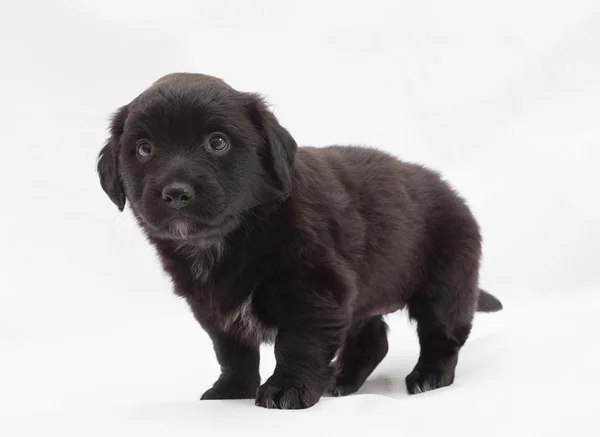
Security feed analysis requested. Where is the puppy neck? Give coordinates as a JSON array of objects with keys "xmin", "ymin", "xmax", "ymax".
[{"xmin": 175, "ymin": 238, "xmax": 225, "ymax": 283}]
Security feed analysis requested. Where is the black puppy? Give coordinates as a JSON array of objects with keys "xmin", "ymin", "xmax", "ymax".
[{"xmin": 97, "ymin": 73, "xmax": 502, "ymax": 409}]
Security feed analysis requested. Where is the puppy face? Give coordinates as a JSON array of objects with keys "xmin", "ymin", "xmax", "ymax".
[{"xmin": 97, "ymin": 73, "xmax": 297, "ymax": 242}]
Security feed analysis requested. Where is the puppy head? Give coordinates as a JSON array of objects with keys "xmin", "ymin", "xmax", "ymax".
[{"xmin": 97, "ymin": 73, "xmax": 297, "ymax": 242}]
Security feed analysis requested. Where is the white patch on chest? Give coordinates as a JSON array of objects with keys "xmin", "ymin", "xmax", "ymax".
[
  {"xmin": 169, "ymin": 220, "xmax": 192, "ymax": 240},
  {"xmin": 177, "ymin": 239, "xmax": 224, "ymax": 283},
  {"xmin": 176, "ymin": 241, "xmax": 276, "ymax": 344},
  {"xmin": 222, "ymin": 294, "xmax": 277, "ymax": 345}
]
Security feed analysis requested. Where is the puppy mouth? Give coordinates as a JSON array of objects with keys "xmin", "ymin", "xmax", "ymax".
[{"xmin": 142, "ymin": 212, "xmax": 238, "ymax": 242}]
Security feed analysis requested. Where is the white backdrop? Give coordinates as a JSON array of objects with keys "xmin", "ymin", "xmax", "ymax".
[{"xmin": 1, "ymin": 0, "xmax": 599, "ymax": 435}]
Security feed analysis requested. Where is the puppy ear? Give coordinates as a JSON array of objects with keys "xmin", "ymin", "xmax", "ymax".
[
  {"xmin": 97, "ymin": 105, "xmax": 128, "ymax": 211},
  {"xmin": 245, "ymin": 94, "xmax": 297, "ymax": 195}
]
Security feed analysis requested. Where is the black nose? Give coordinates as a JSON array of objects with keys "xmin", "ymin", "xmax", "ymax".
[{"xmin": 162, "ymin": 182, "xmax": 195, "ymax": 209}]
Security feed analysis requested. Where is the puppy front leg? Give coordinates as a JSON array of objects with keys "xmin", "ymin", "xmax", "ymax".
[
  {"xmin": 200, "ymin": 330, "xmax": 261, "ymax": 400},
  {"xmin": 255, "ymin": 305, "xmax": 348, "ymax": 409}
]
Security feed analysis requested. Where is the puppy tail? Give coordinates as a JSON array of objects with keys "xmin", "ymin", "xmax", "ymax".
[{"xmin": 477, "ymin": 289, "xmax": 503, "ymax": 312}]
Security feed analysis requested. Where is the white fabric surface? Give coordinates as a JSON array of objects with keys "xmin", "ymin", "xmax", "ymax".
[{"xmin": 1, "ymin": 1, "xmax": 599, "ymax": 435}]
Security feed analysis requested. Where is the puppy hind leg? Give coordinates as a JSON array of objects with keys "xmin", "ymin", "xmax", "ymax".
[{"xmin": 405, "ymin": 281, "xmax": 477, "ymax": 395}]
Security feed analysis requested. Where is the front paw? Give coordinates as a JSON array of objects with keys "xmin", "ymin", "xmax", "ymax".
[
  {"xmin": 201, "ymin": 376, "xmax": 259, "ymax": 400},
  {"xmin": 405, "ymin": 366, "xmax": 454, "ymax": 395},
  {"xmin": 255, "ymin": 376, "xmax": 323, "ymax": 409}
]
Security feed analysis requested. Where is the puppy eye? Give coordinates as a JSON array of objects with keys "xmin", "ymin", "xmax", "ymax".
[
  {"xmin": 208, "ymin": 133, "xmax": 230, "ymax": 152},
  {"xmin": 136, "ymin": 141, "xmax": 154, "ymax": 161}
]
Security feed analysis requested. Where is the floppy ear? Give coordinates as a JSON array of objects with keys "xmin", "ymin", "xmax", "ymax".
[
  {"xmin": 245, "ymin": 94, "xmax": 297, "ymax": 195},
  {"xmin": 97, "ymin": 105, "xmax": 128, "ymax": 211}
]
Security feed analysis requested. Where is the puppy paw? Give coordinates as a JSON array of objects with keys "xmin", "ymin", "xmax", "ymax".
[
  {"xmin": 330, "ymin": 382, "xmax": 359, "ymax": 397},
  {"xmin": 405, "ymin": 368, "xmax": 454, "ymax": 395},
  {"xmin": 329, "ymin": 375, "xmax": 362, "ymax": 397},
  {"xmin": 255, "ymin": 377, "xmax": 322, "ymax": 409},
  {"xmin": 201, "ymin": 377, "xmax": 258, "ymax": 400}
]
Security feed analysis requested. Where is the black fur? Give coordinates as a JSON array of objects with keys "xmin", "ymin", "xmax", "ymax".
[{"xmin": 97, "ymin": 73, "xmax": 502, "ymax": 409}]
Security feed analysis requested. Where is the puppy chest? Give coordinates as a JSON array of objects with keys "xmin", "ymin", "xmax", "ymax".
[{"xmin": 220, "ymin": 295, "xmax": 277, "ymax": 344}]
